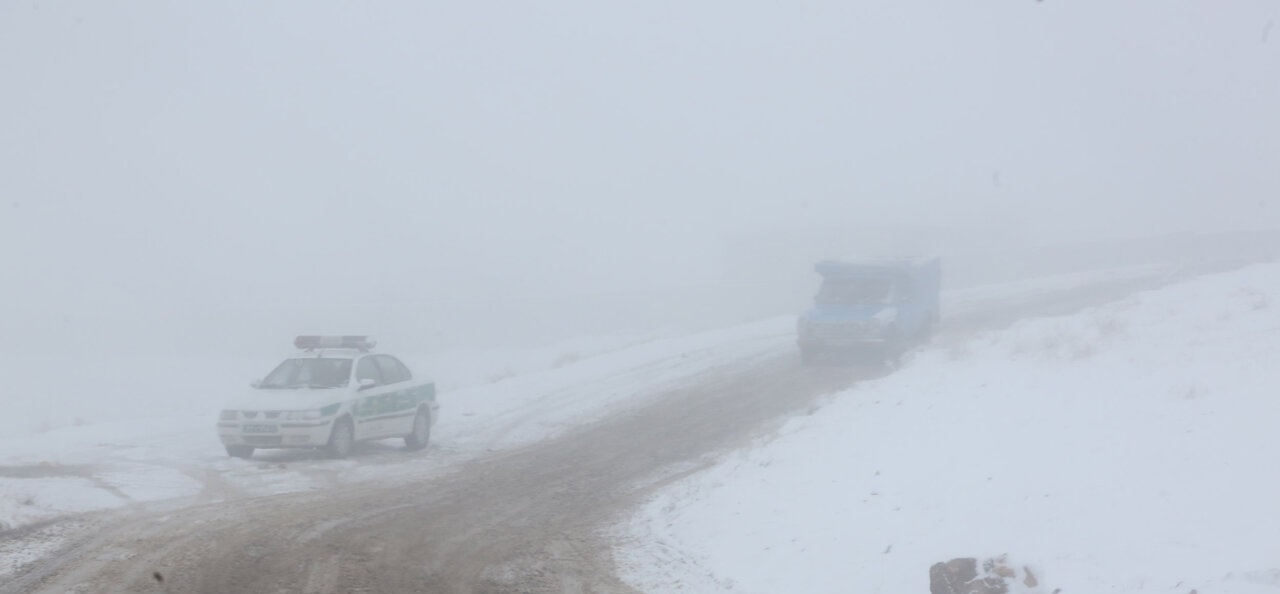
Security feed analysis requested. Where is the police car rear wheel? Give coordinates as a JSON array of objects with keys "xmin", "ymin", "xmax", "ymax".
[
  {"xmin": 225, "ymin": 445, "xmax": 254, "ymax": 459},
  {"xmin": 405, "ymin": 408, "xmax": 431, "ymax": 451},
  {"xmin": 325, "ymin": 418, "xmax": 354, "ymax": 459}
]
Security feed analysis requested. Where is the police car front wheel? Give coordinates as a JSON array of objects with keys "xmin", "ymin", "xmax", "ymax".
[
  {"xmin": 325, "ymin": 418, "xmax": 355, "ymax": 459},
  {"xmin": 225, "ymin": 445, "xmax": 255, "ymax": 459},
  {"xmin": 405, "ymin": 408, "xmax": 431, "ymax": 451}
]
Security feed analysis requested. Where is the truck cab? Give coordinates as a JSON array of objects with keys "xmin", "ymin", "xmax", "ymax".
[{"xmin": 797, "ymin": 257, "xmax": 941, "ymax": 363}]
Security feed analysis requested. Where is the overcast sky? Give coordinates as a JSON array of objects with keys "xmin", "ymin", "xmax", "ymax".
[{"xmin": 2, "ymin": 1, "xmax": 1278, "ymax": 346}]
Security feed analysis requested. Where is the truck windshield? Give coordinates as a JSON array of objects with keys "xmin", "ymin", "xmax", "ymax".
[
  {"xmin": 259, "ymin": 358, "xmax": 353, "ymax": 389},
  {"xmin": 816, "ymin": 277, "xmax": 896, "ymax": 305}
]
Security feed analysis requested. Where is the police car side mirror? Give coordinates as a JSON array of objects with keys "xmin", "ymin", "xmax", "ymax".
[{"xmin": 358, "ymin": 378, "xmax": 377, "ymax": 391}]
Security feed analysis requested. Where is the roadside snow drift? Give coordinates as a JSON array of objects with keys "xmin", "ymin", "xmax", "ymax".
[{"xmin": 616, "ymin": 263, "xmax": 1280, "ymax": 594}]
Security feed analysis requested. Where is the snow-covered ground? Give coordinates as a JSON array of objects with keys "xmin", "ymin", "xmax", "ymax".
[
  {"xmin": 615, "ymin": 263, "xmax": 1280, "ymax": 594},
  {"xmin": 0, "ymin": 320, "xmax": 791, "ymax": 534},
  {"xmin": 0, "ymin": 263, "xmax": 1188, "ymax": 570}
]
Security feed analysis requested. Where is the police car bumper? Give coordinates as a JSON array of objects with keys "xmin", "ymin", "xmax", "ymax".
[{"xmin": 217, "ymin": 419, "xmax": 333, "ymax": 449}]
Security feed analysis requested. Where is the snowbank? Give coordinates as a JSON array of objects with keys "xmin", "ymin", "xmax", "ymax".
[{"xmin": 616, "ymin": 263, "xmax": 1280, "ymax": 594}]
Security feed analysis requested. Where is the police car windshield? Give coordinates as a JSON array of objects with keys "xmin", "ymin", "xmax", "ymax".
[
  {"xmin": 259, "ymin": 358, "xmax": 353, "ymax": 389},
  {"xmin": 816, "ymin": 277, "xmax": 896, "ymax": 305}
]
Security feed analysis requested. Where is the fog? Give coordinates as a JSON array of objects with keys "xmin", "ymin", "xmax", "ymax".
[
  {"xmin": 3, "ymin": 0, "xmax": 1279, "ymax": 357},
  {"xmin": 4, "ymin": 4, "xmax": 1280, "ymax": 582}
]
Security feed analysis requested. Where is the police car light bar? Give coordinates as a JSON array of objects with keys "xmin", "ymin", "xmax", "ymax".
[{"xmin": 294, "ymin": 335, "xmax": 376, "ymax": 351}]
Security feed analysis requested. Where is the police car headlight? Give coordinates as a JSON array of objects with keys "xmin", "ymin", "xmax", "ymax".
[
  {"xmin": 219, "ymin": 410, "xmax": 238, "ymax": 421},
  {"xmin": 286, "ymin": 410, "xmax": 322, "ymax": 421}
]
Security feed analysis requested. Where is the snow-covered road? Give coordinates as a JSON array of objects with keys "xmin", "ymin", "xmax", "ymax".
[{"xmin": 0, "ymin": 263, "xmax": 1199, "ymax": 586}]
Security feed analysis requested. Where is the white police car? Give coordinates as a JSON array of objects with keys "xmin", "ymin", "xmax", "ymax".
[{"xmin": 217, "ymin": 336, "xmax": 438, "ymax": 459}]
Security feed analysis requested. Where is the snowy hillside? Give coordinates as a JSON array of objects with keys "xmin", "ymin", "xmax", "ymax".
[{"xmin": 616, "ymin": 263, "xmax": 1280, "ymax": 594}]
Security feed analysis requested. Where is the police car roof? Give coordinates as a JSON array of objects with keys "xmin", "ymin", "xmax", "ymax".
[{"xmin": 290, "ymin": 349, "xmax": 368, "ymax": 359}]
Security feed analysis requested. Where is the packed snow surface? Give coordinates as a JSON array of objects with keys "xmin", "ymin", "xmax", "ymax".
[
  {"xmin": 0, "ymin": 264, "xmax": 1185, "ymax": 577},
  {"xmin": 0, "ymin": 321, "xmax": 788, "ymax": 533},
  {"xmin": 615, "ymin": 263, "xmax": 1280, "ymax": 594}
]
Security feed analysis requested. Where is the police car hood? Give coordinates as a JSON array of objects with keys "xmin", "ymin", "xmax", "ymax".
[{"xmin": 225, "ymin": 388, "xmax": 347, "ymax": 411}]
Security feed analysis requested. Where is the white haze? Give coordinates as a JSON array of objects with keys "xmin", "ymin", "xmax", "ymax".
[{"xmin": 2, "ymin": 0, "xmax": 1279, "ymax": 358}]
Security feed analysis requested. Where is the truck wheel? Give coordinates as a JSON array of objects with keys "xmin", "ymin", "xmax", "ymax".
[
  {"xmin": 324, "ymin": 418, "xmax": 354, "ymax": 459},
  {"xmin": 404, "ymin": 408, "xmax": 431, "ymax": 451},
  {"xmin": 921, "ymin": 312, "xmax": 940, "ymax": 342},
  {"xmin": 882, "ymin": 328, "xmax": 905, "ymax": 368},
  {"xmin": 225, "ymin": 445, "xmax": 255, "ymax": 459}
]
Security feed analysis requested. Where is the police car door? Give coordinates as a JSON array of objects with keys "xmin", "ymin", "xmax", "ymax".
[
  {"xmin": 372, "ymin": 355, "xmax": 417, "ymax": 436},
  {"xmin": 353, "ymin": 355, "xmax": 398, "ymax": 439}
]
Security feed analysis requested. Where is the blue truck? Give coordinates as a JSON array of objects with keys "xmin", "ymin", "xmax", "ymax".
[{"xmin": 796, "ymin": 257, "xmax": 941, "ymax": 363}]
